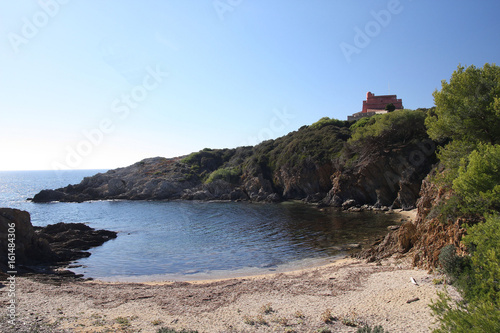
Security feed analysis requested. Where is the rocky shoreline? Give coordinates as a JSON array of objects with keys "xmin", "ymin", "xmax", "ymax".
[
  {"xmin": 31, "ymin": 151, "xmax": 432, "ymax": 210},
  {"xmin": 0, "ymin": 208, "xmax": 117, "ymax": 281},
  {"xmin": 31, "ymin": 115, "xmax": 436, "ymax": 212}
]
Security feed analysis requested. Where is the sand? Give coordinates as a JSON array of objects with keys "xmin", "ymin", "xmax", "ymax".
[
  {"xmin": 0, "ymin": 209, "xmax": 448, "ymax": 332},
  {"xmin": 1, "ymin": 256, "xmax": 448, "ymax": 333}
]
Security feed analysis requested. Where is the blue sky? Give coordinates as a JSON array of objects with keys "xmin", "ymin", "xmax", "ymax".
[{"xmin": 1, "ymin": 0, "xmax": 499, "ymax": 171}]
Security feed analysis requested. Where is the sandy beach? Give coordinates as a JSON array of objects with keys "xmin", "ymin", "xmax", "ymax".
[
  {"xmin": 1, "ymin": 209, "xmax": 445, "ymax": 332},
  {"xmin": 2, "ymin": 258, "xmax": 445, "ymax": 333}
]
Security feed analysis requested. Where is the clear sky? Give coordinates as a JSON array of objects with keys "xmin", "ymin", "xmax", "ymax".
[{"xmin": 1, "ymin": 0, "xmax": 499, "ymax": 171}]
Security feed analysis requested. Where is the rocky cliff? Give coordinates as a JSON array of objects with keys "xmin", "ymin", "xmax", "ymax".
[
  {"xmin": 32, "ymin": 110, "xmax": 436, "ymax": 210},
  {"xmin": 355, "ymin": 175, "xmax": 470, "ymax": 269},
  {"xmin": 0, "ymin": 208, "xmax": 55, "ymax": 272}
]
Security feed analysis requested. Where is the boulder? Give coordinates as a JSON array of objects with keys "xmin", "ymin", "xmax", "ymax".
[
  {"xmin": 31, "ymin": 189, "xmax": 66, "ymax": 203},
  {"xmin": 0, "ymin": 208, "xmax": 56, "ymax": 271},
  {"xmin": 342, "ymin": 199, "xmax": 358, "ymax": 210}
]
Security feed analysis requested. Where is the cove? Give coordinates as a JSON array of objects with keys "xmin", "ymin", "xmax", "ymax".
[{"xmin": 67, "ymin": 200, "xmax": 399, "ymax": 282}]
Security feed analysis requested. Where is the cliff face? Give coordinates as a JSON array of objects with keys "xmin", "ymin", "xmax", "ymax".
[
  {"xmin": 355, "ymin": 175, "xmax": 470, "ymax": 268},
  {"xmin": 324, "ymin": 139, "xmax": 436, "ymax": 210},
  {"xmin": 32, "ymin": 111, "xmax": 436, "ymax": 209},
  {"xmin": 0, "ymin": 208, "xmax": 55, "ymax": 271},
  {"xmin": 410, "ymin": 179, "xmax": 468, "ymax": 269}
]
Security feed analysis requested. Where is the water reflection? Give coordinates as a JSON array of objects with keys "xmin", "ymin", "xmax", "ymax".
[{"xmin": 68, "ymin": 201, "xmax": 399, "ymax": 280}]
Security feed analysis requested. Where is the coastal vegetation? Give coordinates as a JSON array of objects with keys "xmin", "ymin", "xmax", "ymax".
[
  {"xmin": 33, "ymin": 104, "xmax": 433, "ymax": 210},
  {"xmin": 424, "ymin": 63, "xmax": 500, "ymax": 332}
]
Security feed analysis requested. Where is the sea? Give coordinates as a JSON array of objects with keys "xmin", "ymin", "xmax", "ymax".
[{"xmin": 0, "ymin": 170, "xmax": 399, "ymax": 282}]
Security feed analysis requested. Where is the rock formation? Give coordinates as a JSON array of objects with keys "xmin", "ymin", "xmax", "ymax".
[
  {"xmin": 0, "ymin": 208, "xmax": 116, "ymax": 275},
  {"xmin": 0, "ymin": 208, "xmax": 55, "ymax": 271},
  {"xmin": 32, "ymin": 111, "xmax": 436, "ymax": 211},
  {"xmin": 34, "ymin": 222, "xmax": 117, "ymax": 263},
  {"xmin": 355, "ymin": 175, "xmax": 469, "ymax": 268}
]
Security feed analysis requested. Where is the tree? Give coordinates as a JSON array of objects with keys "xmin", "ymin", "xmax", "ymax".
[
  {"xmin": 428, "ymin": 64, "xmax": 500, "ymax": 332},
  {"xmin": 426, "ymin": 63, "xmax": 500, "ymax": 145},
  {"xmin": 453, "ymin": 143, "xmax": 500, "ymax": 214},
  {"xmin": 385, "ymin": 103, "xmax": 396, "ymax": 112},
  {"xmin": 426, "ymin": 64, "xmax": 500, "ymax": 185}
]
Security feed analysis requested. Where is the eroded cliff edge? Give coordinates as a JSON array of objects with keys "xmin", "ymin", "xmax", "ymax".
[{"xmin": 32, "ymin": 111, "xmax": 436, "ymax": 210}]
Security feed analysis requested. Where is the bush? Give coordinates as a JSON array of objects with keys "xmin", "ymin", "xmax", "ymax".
[
  {"xmin": 349, "ymin": 109, "xmax": 427, "ymax": 144},
  {"xmin": 431, "ymin": 292, "xmax": 500, "ymax": 333},
  {"xmin": 431, "ymin": 215, "xmax": 500, "ymax": 332},
  {"xmin": 205, "ymin": 167, "xmax": 241, "ymax": 184},
  {"xmin": 349, "ymin": 116, "xmax": 379, "ymax": 131},
  {"xmin": 462, "ymin": 214, "xmax": 500, "ymax": 305},
  {"xmin": 453, "ymin": 143, "xmax": 500, "ymax": 214},
  {"xmin": 434, "ymin": 194, "xmax": 463, "ymax": 224},
  {"xmin": 438, "ymin": 244, "xmax": 470, "ymax": 282},
  {"xmin": 427, "ymin": 64, "xmax": 500, "ymax": 188},
  {"xmin": 429, "ymin": 64, "xmax": 500, "ymax": 333},
  {"xmin": 310, "ymin": 117, "xmax": 350, "ymax": 130},
  {"xmin": 357, "ymin": 325, "xmax": 386, "ymax": 333},
  {"xmin": 431, "ymin": 140, "xmax": 477, "ymax": 186}
]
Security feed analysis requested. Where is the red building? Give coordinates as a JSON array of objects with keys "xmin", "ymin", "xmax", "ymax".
[
  {"xmin": 362, "ymin": 91, "xmax": 403, "ymax": 113},
  {"xmin": 347, "ymin": 91, "xmax": 404, "ymax": 121}
]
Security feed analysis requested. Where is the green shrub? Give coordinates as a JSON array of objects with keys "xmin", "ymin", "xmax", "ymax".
[
  {"xmin": 462, "ymin": 214, "xmax": 500, "ymax": 305},
  {"xmin": 428, "ymin": 64, "xmax": 500, "ymax": 333},
  {"xmin": 431, "ymin": 215, "xmax": 500, "ymax": 332},
  {"xmin": 245, "ymin": 118, "xmax": 350, "ymax": 182},
  {"xmin": 349, "ymin": 116, "xmax": 378, "ymax": 131},
  {"xmin": 349, "ymin": 109, "xmax": 427, "ymax": 144},
  {"xmin": 310, "ymin": 117, "xmax": 350, "ymax": 130},
  {"xmin": 431, "ymin": 140, "xmax": 477, "ymax": 186},
  {"xmin": 453, "ymin": 143, "xmax": 500, "ymax": 214},
  {"xmin": 433, "ymin": 194, "xmax": 463, "ymax": 224},
  {"xmin": 316, "ymin": 328, "xmax": 332, "ymax": 333},
  {"xmin": 205, "ymin": 167, "xmax": 241, "ymax": 184},
  {"xmin": 438, "ymin": 244, "xmax": 470, "ymax": 282},
  {"xmin": 431, "ymin": 291, "xmax": 500, "ymax": 333},
  {"xmin": 357, "ymin": 325, "xmax": 387, "ymax": 333}
]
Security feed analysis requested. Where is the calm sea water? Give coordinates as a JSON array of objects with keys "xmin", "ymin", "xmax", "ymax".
[{"xmin": 0, "ymin": 170, "xmax": 399, "ymax": 281}]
